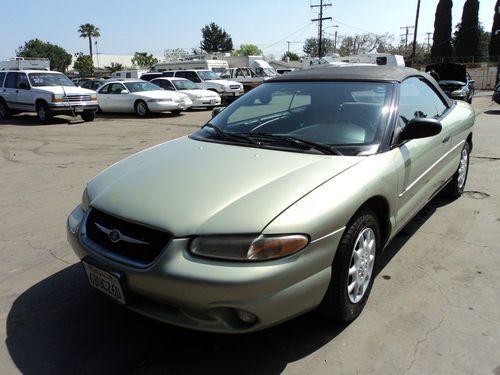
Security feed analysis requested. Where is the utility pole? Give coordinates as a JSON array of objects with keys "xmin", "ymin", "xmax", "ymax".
[
  {"xmin": 425, "ymin": 32, "xmax": 433, "ymax": 52},
  {"xmin": 411, "ymin": 0, "xmax": 421, "ymax": 66},
  {"xmin": 400, "ymin": 26, "xmax": 414, "ymax": 51},
  {"xmin": 311, "ymin": 0, "xmax": 332, "ymax": 58}
]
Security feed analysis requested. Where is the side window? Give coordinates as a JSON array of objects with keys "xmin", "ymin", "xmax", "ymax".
[
  {"xmin": 110, "ymin": 83, "xmax": 125, "ymax": 94},
  {"xmin": 126, "ymin": 72, "xmax": 131, "ymax": 78},
  {"xmin": 0, "ymin": 72, "xmax": 6, "ymax": 87},
  {"xmin": 399, "ymin": 77, "xmax": 448, "ymax": 127},
  {"xmin": 17, "ymin": 73, "xmax": 30, "ymax": 89},
  {"xmin": 186, "ymin": 72, "xmax": 201, "ymax": 83},
  {"xmin": 161, "ymin": 80, "xmax": 174, "ymax": 90},
  {"xmin": 175, "ymin": 71, "xmax": 187, "ymax": 79},
  {"xmin": 5, "ymin": 72, "xmax": 18, "ymax": 88},
  {"xmin": 99, "ymin": 84, "xmax": 111, "ymax": 94},
  {"xmin": 162, "ymin": 72, "xmax": 174, "ymax": 77}
]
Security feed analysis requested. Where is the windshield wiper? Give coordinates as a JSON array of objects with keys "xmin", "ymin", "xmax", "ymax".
[
  {"xmin": 202, "ymin": 123, "xmax": 256, "ymax": 144},
  {"xmin": 238, "ymin": 132, "xmax": 343, "ymax": 155}
]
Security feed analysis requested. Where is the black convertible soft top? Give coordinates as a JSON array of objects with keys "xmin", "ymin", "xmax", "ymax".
[{"xmin": 268, "ymin": 65, "xmax": 453, "ymax": 106}]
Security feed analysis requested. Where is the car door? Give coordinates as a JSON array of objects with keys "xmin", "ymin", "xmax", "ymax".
[
  {"xmin": 16, "ymin": 73, "xmax": 35, "ymax": 111},
  {"xmin": 394, "ymin": 76, "xmax": 453, "ymax": 231},
  {"xmin": 108, "ymin": 82, "xmax": 132, "ymax": 112},
  {"xmin": 3, "ymin": 72, "xmax": 20, "ymax": 110},
  {"xmin": 97, "ymin": 83, "xmax": 112, "ymax": 111}
]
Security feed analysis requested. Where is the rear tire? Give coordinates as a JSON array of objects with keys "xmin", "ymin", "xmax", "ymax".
[
  {"xmin": 81, "ymin": 111, "xmax": 95, "ymax": 122},
  {"xmin": 134, "ymin": 100, "xmax": 150, "ymax": 118},
  {"xmin": 444, "ymin": 141, "xmax": 470, "ymax": 199},
  {"xmin": 36, "ymin": 101, "xmax": 53, "ymax": 124},
  {"xmin": 319, "ymin": 209, "xmax": 380, "ymax": 322},
  {"xmin": 0, "ymin": 99, "xmax": 11, "ymax": 119}
]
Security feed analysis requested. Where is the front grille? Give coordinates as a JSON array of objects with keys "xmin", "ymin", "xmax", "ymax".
[
  {"xmin": 229, "ymin": 85, "xmax": 241, "ymax": 90},
  {"xmin": 86, "ymin": 209, "xmax": 172, "ymax": 265},
  {"xmin": 64, "ymin": 95, "xmax": 91, "ymax": 102}
]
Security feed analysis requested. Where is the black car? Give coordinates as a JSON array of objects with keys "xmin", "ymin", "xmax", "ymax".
[
  {"xmin": 493, "ymin": 83, "xmax": 500, "ymax": 105},
  {"xmin": 139, "ymin": 72, "xmax": 164, "ymax": 81},
  {"xmin": 426, "ymin": 63, "xmax": 475, "ymax": 103},
  {"xmin": 81, "ymin": 79, "xmax": 105, "ymax": 91}
]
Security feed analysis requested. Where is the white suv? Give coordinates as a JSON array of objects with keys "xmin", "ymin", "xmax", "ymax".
[
  {"xmin": 161, "ymin": 70, "xmax": 244, "ymax": 102},
  {"xmin": 0, "ymin": 70, "xmax": 99, "ymax": 123}
]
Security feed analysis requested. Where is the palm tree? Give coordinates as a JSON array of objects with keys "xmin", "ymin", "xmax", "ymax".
[{"xmin": 78, "ymin": 23, "xmax": 100, "ymax": 58}]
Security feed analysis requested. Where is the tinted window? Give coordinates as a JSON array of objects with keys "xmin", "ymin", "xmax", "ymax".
[
  {"xmin": 17, "ymin": 73, "xmax": 30, "ymax": 89},
  {"xmin": 5, "ymin": 72, "xmax": 18, "ymax": 88},
  {"xmin": 109, "ymin": 83, "xmax": 126, "ymax": 94},
  {"xmin": 99, "ymin": 84, "xmax": 111, "ymax": 94},
  {"xmin": 162, "ymin": 72, "xmax": 174, "ymax": 77},
  {"xmin": 0, "ymin": 72, "xmax": 5, "ymax": 87},
  {"xmin": 399, "ymin": 77, "xmax": 449, "ymax": 126},
  {"xmin": 156, "ymin": 80, "xmax": 174, "ymax": 90}
]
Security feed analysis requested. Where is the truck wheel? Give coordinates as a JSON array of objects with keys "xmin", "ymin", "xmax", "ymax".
[
  {"xmin": 135, "ymin": 100, "xmax": 150, "ymax": 118},
  {"xmin": 81, "ymin": 111, "xmax": 95, "ymax": 122},
  {"xmin": 36, "ymin": 101, "xmax": 53, "ymax": 123},
  {"xmin": 0, "ymin": 99, "xmax": 12, "ymax": 119}
]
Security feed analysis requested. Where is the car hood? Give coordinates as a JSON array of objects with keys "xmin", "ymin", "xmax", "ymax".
[
  {"xmin": 206, "ymin": 79, "xmax": 242, "ymax": 87},
  {"xmin": 33, "ymin": 86, "xmax": 96, "ymax": 95},
  {"xmin": 130, "ymin": 90, "xmax": 188, "ymax": 100},
  {"xmin": 179, "ymin": 89, "xmax": 219, "ymax": 98},
  {"xmin": 87, "ymin": 137, "xmax": 361, "ymax": 236},
  {"xmin": 426, "ymin": 63, "xmax": 467, "ymax": 82}
]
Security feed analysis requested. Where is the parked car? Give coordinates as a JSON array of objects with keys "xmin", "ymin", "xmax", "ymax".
[
  {"xmin": 425, "ymin": 63, "xmax": 475, "ymax": 103},
  {"xmin": 0, "ymin": 70, "xmax": 98, "ymax": 123},
  {"xmin": 96, "ymin": 80, "xmax": 192, "ymax": 117},
  {"xmin": 68, "ymin": 66, "xmax": 474, "ymax": 333},
  {"xmin": 160, "ymin": 70, "xmax": 244, "ymax": 102},
  {"xmin": 493, "ymin": 83, "xmax": 500, "ymax": 105},
  {"xmin": 150, "ymin": 77, "xmax": 221, "ymax": 109},
  {"xmin": 81, "ymin": 79, "xmax": 105, "ymax": 91},
  {"xmin": 139, "ymin": 72, "xmax": 163, "ymax": 81}
]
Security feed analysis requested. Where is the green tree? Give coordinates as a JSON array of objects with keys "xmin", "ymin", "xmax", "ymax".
[
  {"xmin": 338, "ymin": 33, "xmax": 394, "ymax": 56},
  {"xmin": 73, "ymin": 53, "xmax": 94, "ymax": 76},
  {"xmin": 201, "ymin": 23, "xmax": 233, "ymax": 52},
  {"xmin": 281, "ymin": 51, "xmax": 300, "ymax": 61},
  {"xmin": 431, "ymin": 0, "xmax": 454, "ymax": 59},
  {"xmin": 16, "ymin": 39, "xmax": 72, "ymax": 72},
  {"xmin": 489, "ymin": 0, "xmax": 500, "ymax": 60},
  {"xmin": 78, "ymin": 23, "xmax": 100, "ymax": 59},
  {"xmin": 454, "ymin": 0, "xmax": 481, "ymax": 59},
  {"xmin": 233, "ymin": 44, "xmax": 262, "ymax": 56},
  {"xmin": 131, "ymin": 52, "xmax": 159, "ymax": 68},
  {"xmin": 303, "ymin": 37, "xmax": 335, "ymax": 57},
  {"xmin": 107, "ymin": 62, "xmax": 124, "ymax": 73}
]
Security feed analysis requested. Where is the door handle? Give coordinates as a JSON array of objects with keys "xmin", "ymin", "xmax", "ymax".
[{"xmin": 442, "ymin": 136, "xmax": 450, "ymax": 143}]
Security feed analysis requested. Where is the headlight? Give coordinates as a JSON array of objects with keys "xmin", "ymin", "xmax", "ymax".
[
  {"xmin": 195, "ymin": 94, "xmax": 203, "ymax": 98},
  {"xmin": 147, "ymin": 98, "xmax": 172, "ymax": 102},
  {"xmin": 190, "ymin": 234, "xmax": 309, "ymax": 261},
  {"xmin": 90, "ymin": 93, "xmax": 97, "ymax": 101},
  {"xmin": 81, "ymin": 188, "xmax": 90, "ymax": 212},
  {"xmin": 51, "ymin": 94, "xmax": 64, "ymax": 102}
]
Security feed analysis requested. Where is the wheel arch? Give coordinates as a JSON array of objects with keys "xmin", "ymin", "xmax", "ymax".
[
  {"xmin": 466, "ymin": 132, "xmax": 473, "ymax": 152},
  {"xmin": 352, "ymin": 196, "xmax": 392, "ymax": 249}
]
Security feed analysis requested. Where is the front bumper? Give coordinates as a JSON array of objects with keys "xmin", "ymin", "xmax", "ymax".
[
  {"xmin": 191, "ymin": 97, "xmax": 221, "ymax": 108},
  {"xmin": 49, "ymin": 101, "xmax": 99, "ymax": 112},
  {"xmin": 148, "ymin": 100, "xmax": 192, "ymax": 112},
  {"xmin": 219, "ymin": 90, "xmax": 244, "ymax": 98},
  {"xmin": 67, "ymin": 205, "xmax": 341, "ymax": 333}
]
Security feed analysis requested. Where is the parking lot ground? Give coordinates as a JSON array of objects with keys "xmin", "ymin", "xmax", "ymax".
[{"xmin": 1, "ymin": 95, "xmax": 499, "ymax": 375}]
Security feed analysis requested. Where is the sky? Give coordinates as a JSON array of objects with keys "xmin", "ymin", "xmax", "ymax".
[{"xmin": 0, "ymin": 0, "xmax": 496, "ymax": 61}]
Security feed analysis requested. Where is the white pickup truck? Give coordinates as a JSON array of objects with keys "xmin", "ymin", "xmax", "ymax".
[
  {"xmin": 0, "ymin": 70, "xmax": 99, "ymax": 123},
  {"xmin": 161, "ymin": 70, "xmax": 244, "ymax": 102},
  {"xmin": 219, "ymin": 67, "xmax": 271, "ymax": 92}
]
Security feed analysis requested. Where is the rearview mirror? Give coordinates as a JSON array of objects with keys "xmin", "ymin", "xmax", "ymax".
[
  {"xmin": 120, "ymin": 89, "xmax": 129, "ymax": 94},
  {"xmin": 211, "ymin": 107, "xmax": 224, "ymax": 118},
  {"xmin": 399, "ymin": 117, "xmax": 442, "ymax": 142}
]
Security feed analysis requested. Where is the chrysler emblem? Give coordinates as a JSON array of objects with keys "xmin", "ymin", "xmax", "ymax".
[{"xmin": 95, "ymin": 223, "xmax": 151, "ymax": 246}]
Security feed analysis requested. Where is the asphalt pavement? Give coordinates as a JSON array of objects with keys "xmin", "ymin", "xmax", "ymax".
[{"xmin": 0, "ymin": 95, "xmax": 499, "ymax": 375}]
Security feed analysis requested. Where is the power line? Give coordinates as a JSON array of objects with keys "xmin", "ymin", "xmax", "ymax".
[
  {"xmin": 400, "ymin": 26, "xmax": 415, "ymax": 49},
  {"xmin": 311, "ymin": 0, "xmax": 332, "ymax": 58}
]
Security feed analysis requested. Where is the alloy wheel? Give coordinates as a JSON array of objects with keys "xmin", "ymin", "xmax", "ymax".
[{"xmin": 347, "ymin": 227, "xmax": 376, "ymax": 303}]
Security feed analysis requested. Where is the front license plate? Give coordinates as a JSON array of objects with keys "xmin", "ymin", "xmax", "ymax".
[
  {"xmin": 82, "ymin": 261, "xmax": 126, "ymax": 304},
  {"xmin": 234, "ymin": 92, "xmax": 241, "ymax": 96},
  {"xmin": 74, "ymin": 107, "xmax": 84, "ymax": 113}
]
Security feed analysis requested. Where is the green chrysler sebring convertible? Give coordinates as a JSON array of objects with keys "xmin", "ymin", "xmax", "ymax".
[{"xmin": 67, "ymin": 66, "xmax": 474, "ymax": 333}]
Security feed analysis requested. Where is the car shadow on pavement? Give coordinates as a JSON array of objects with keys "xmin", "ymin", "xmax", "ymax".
[
  {"xmin": 6, "ymin": 196, "xmax": 449, "ymax": 375},
  {"xmin": 484, "ymin": 110, "xmax": 500, "ymax": 115},
  {"xmin": 0, "ymin": 114, "xmax": 73, "ymax": 126}
]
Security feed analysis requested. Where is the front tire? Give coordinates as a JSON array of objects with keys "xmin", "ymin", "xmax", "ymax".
[
  {"xmin": 319, "ymin": 209, "xmax": 380, "ymax": 322},
  {"xmin": 444, "ymin": 141, "xmax": 470, "ymax": 199},
  {"xmin": 134, "ymin": 100, "xmax": 150, "ymax": 118},
  {"xmin": 36, "ymin": 101, "xmax": 53, "ymax": 124},
  {"xmin": 81, "ymin": 111, "xmax": 95, "ymax": 122}
]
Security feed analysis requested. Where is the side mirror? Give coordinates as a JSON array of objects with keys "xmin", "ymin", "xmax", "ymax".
[
  {"xmin": 469, "ymin": 79, "xmax": 475, "ymax": 84},
  {"xmin": 399, "ymin": 117, "xmax": 442, "ymax": 142},
  {"xmin": 120, "ymin": 89, "xmax": 129, "ymax": 94},
  {"xmin": 211, "ymin": 107, "xmax": 224, "ymax": 118}
]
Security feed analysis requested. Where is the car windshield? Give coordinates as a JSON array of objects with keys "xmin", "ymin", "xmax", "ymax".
[
  {"xmin": 123, "ymin": 81, "xmax": 161, "ymax": 93},
  {"xmin": 198, "ymin": 71, "xmax": 219, "ymax": 80},
  {"xmin": 193, "ymin": 81, "xmax": 393, "ymax": 156},
  {"xmin": 173, "ymin": 80, "xmax": 200, "ymax": 90},
  {"xmin": 28, "ymin": 73, "xmax": 75, "ymax": 87}
]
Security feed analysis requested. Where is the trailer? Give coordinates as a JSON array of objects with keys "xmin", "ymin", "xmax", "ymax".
[
  {"xmin": 0, "ymin": 57, "xmax": 50, "ymax": 71},
  {"xmin": 153, "ymin": 59, "xmax": 228, "ymax": 75}
]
